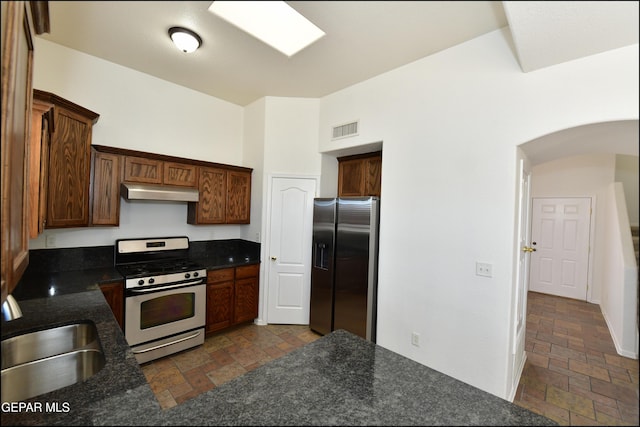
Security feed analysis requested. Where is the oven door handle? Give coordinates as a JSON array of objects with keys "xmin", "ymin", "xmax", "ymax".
[
  {"xmin": 132, "ymin": 330, "xmax": 203, "ymax": 354},
  {"xmin": 128, "ymin": 280, "xmax": 204, "ymax": 293}
]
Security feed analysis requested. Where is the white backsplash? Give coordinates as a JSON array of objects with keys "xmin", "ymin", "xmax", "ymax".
[{"xmin": 30, "ymin": 199, "xmax": 243, "ymax": 249}]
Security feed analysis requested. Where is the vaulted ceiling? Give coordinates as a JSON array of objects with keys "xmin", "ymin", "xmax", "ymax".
[{"xmin": 37, "ymin": 1, "xmax": 638, "ymax": 107}]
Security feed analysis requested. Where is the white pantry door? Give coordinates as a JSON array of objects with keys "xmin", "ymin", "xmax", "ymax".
[
  {"xmin": 266, "ymin": 177, "xmax": 317, "ymax": 324},
  {"xmin": 529, "ymin": 197, "xmax": 592, "ymax": 300}
]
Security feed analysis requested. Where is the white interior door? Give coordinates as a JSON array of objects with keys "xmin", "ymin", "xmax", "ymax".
[
  {"xmin": 529, "ymin": 197, "xmax": 592, "ymax": 300},
  {"xmin": 514, "ymin": 158, "xmax": 531, "ymax": 353},
  {"xmin": 266, "ymin": 177, "xmax": 317, "ymax": 324}
]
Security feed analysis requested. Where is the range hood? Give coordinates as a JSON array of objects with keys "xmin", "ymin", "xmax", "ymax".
[{"xmin": 121, "ymin": 183, "xmax": 199, "ymax": 202}]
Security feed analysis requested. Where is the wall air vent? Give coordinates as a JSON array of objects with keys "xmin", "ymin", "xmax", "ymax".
[{"xmin": 332, "ymin": 120, "xmax": 359, "ymax": 140}]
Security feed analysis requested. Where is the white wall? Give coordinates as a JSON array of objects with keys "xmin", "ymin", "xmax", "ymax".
[
  {"xmin": 31, "ymin": 39, "xmax": 246, "ymax": 248},
  {"xmin": 262, "ymin": 97, "xmax": 321, "ymax": 177},
  {"xmin": 246, "ymin": 96, "xmax": 322, "ymax": 325},
  {"xmin": 615, "ymin": 154, "xmax": 640, "ymax": 226},
  {"xmin": 530, "ymin": 153, "xmax": 617, "ymax": 303},
  {"xmin": 318, "ymin": 28, "xmax": 639, "ymax": 399},
  {"xmin": 601, "ymin": 183, "xmax": 638, "ymax": 358},
  {"xmin": 243, "ymin": 98, "xmax": 267, "ymax": 244}
]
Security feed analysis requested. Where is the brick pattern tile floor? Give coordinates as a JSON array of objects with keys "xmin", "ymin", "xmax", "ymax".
[
  {"xmin": 140, "ymin": 324, "xmax": 321, "ymax": 409},
  {"xmin": 513, "ymin": 292, "xmax": 639, "ymax": 426}
]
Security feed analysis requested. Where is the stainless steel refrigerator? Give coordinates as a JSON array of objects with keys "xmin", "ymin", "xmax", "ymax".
[{"xmin": 310, "ymin": 197, "xmax": 380, "ymax": 342}]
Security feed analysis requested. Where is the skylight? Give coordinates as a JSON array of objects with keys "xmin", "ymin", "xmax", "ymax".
[{"xmin": 208, "ymin": 1, "xmax": 325, "ymax": 57}]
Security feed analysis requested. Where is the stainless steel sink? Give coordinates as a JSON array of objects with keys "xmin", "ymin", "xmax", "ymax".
[{"xmin": 1, "ymin": 321, "xmax": 106, "ymax": 402}]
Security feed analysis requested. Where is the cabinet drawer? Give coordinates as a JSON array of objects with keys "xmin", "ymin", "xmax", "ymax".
[
  {"xmin": 235, "ymin": 264, "xmax": 259, "ymax": 279},
  {"xmin": 207, "ymin": 268, "xmax": 235, "ymax": 283}
]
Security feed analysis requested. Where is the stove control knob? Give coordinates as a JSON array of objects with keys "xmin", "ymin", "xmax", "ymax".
[
  {"xmin": 193, "ymin": 272, "xmax": 199, "ymax": 277},
  {"xmin": 138, "ymin": 279, "xmax": 144, "ymax": 286},
  {"xmin": 185, "ymin": 273, "xmax": 191, "ymax": 279},
  {"xmin": 148, "ymin": 278, "xmax": 155, "ymax": 284}
]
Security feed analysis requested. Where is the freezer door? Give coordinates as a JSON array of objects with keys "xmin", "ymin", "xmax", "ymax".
[
  {"xmin": 334, "ymin": 197, "xmax": 379, "ymax": 342},
  {"xmin": 309, "ymin": 198, "xmax": 337, "ymax": 336}
]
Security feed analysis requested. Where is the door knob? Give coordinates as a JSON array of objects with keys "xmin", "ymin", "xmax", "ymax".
[
  {"xmin": 271, "ymin": 256, "xmax": 277, "ymax": 261},
  {"xmin": 522, "ymin": 246, "xmax": 536, "ymax": 253}
]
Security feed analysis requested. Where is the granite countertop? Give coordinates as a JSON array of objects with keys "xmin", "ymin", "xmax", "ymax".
[
  {"xmin": 1, "ymin": 295, "xmax": 557, "ymax": 426},
  {"xmin": 2, "ymin": 240, "xmax": 556, "ymax": 426}
]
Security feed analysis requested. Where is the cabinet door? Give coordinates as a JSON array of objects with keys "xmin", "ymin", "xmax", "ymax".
[
  {"xmin": 338, "ymin": 158, "xmax": 365, "ymax": 196},
  {"xmin": 46, "ymin": 106, "xmax": 94, "ymax": 228},
  {"xmin": 163, "ymin": 161, "xmax": 196, "ymax": 187},
  {"xmin": 99, "ymin": 281, "xmax": 124, "ymax": 329},
  {"xmin": 364, "ymin": 155, "xmax": 382, "ymax": 197},
  {"xmin": 226, "ymin": 170, "xmax": 251, "ymax": 223},
  {"xmin": 28, "ymin": 99, "xmax": 52, "ymax": 237},
  {"xmin": 123, "ymin": 156, "xmax": 162, "ymax": 184},
  {"xmin": 188, "ymin": 167, "xmax": 226, "ymax": 224},
  {"xmin": 206, "ymin": 282, "xmax": 234, "ymax": 333},
  {"xmin": 234, "ymin": 277, "xmax": 258, "ymax": 324},
  {"xmin": 1, "ymin": 1, "xmax": 35, "ymax": 299},
  {"xmin": 91, "ymin": 150, "xmax": 121, "ymax": 226}
]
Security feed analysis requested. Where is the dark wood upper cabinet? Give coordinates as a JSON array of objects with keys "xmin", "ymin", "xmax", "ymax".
[
  {"xmin": 93, "ymin": 145, "xmax": 253, "ymax": 226},
  {"xmin": 187, "ymin": 167, "xmax": 251, "ymax": 225},
  {"xmin": 188, "ymin": 167, "xmax": 227, "ymax": 224},
  {"xmin": 28, "ymin": 91, "xmax": 53, "ymax": 237},
  {"xmin": 363, "ymin": 154, "xmax": 382, "ymax": 196},
  {"xmin": 123, "ymin": 155, "xmax": 197, "ymax": 187},
  {"xmin": 337, "ymin": 151, "xmax": 382, "ymax": 197},
  {"xmin": 1, "ymin": 1, "xmax": 49, "ymax": 301},
  {"xmin": 163, "ymin": 161, "xmax": 197, "ymax": 187},
  {"xmin": 90, "ymin": 149, "xmax": 121, "ymax": 226},
  {"xmin": 123, "ymin": 156, "xmax": 162, "ymax": 184},
  {"xmin": 33, "ymin": 89, "xmax": 99, "ymax": 229},
  {"xmin": 226, "ymin": 170, "xmax": 251, "ymax": 224}
]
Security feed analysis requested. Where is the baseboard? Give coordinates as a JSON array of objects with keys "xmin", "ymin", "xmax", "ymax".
[{"xmin": 601, "ymin": 307, "xmax": 639, "ymax": 359}]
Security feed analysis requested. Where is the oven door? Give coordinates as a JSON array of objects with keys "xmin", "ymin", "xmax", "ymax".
[{"xmin": 125, "ymin": 281, "xmax": 206, "ymax": 347}]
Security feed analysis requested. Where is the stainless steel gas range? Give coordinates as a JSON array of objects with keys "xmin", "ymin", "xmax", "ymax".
[{"xmin": 115, "ymin": 236, "xmax": 206, "ymax": 364}]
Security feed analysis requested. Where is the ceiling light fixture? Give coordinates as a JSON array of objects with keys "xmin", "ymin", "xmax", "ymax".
[
  {"xmin": 208, "ymin": 1, "xmax": 325, "ymax": 57},
  {"xmin": 168, "ymin": 27, "xmax": 202, "ymax": 53}
]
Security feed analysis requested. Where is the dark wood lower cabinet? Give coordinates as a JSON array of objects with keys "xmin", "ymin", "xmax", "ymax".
[
  {"xmin": 206, "ymin": 264, "xmax": 259, "ymax": 334},
  {"xmin": 234, "ymin": 265, "xmax": 259, "ymax": 323},
  {"xmin": 206, "ymin": 268, "xmax": 235, "ymax": 334},
  {"xmin": 99, "ymin": 281, "xmax": 124, "ymax": 329}
]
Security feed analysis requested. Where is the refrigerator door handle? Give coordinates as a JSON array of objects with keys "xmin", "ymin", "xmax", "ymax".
[{"xmin": 314, "ymin": 243, "xmax": 329, "ymax": 270}]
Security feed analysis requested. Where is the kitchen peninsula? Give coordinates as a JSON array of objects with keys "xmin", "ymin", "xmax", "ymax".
[{"xmin": 2, "ymin": 245, "xmax": 555, "ymax": 426}]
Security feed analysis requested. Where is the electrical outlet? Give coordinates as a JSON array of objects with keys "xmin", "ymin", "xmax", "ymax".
[
  {"xmin": 476, "ymin": 262, "xmax": 492, "ymax": 277},
  {"xmin": 411, "ymin": 332, "xmax": 420, "ymax": 347}
]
